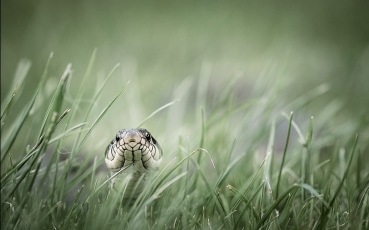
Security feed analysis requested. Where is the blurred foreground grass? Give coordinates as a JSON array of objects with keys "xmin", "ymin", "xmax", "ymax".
[{"xmin": 1, "ymin": 51, "xmax": 368, "ymax": 229}]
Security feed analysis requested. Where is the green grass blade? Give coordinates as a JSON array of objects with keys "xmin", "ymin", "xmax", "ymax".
[
  {"xmin": 61, "ymin": 185, "xmax": 84, "ymax": 228},
  {"xmin": 76, "ymin": 80, "xmax": 129, "ymax": 153},
  {"xmin": 1, "ymin": 58, "xmax": 31, "ymax": 116},
  {"xmin": 316, "ymin": 134, "xmax": 359, "ymax": 229},
  {"xmin": 256, "ymin": 184, "xmax": 299, "ymax": 229},
  {"xmin": 37, "ymin": 64, "xmax": 71, "ymax": 138},
  {"xmin": 81, "ymin": 63, "xmax": 120, "ymax": 122},
  {"xmin": 192, "ymin": 158, "xmax": 227, "ymax": 222},
  {"xmin": 85, "ymin": 163, "xmax": 132, "ymax": 202},
  {"xmin": 152, "ymin": 148, "xmax": 207, "ymax": 193},
  {"xmin": 66, "ymin": 49, "xmax": 97, "ymax": 126},
  {"xmin": 284, "ymin": 83, "xmax": 329, "ymax": 111},
  {"xmin": 2, "ymin": 146, "xmax": 44, "ymax": 202},
  {"xmin": 213, "ymin": 138, "xmax": 237, "ymax": 189},
  {"xmin": 48, "ymin": 123, "xmax": 87, "ymax": 144},
  {"xmin": 0, "ymin": 93, "xmax": 15, "ymax": 132},
  {"xmin": 190, "ymin": 108, "xmax": 206, "ymax": 193},
  {"xmin": 226, "ymin": 184, "xmax": 264, "ymax": 226},
  {"xmin": 137, "ymin": 99, "xmax": 180, "ymax": 127},
  {"xmin": 132, "ymin": 172, "xmax": 187, "ymax": 223},
  {"xmin": 21, "ymin": 66, "xmax": 71, "ymax": 197},
  {"xmin": 230, "ymin": 183, "xmax": 263, "ymax": 228},
  {"xmin": 0, "ymin": 135, "xmax": 45, "ymax": 187},
  {"xmin": 232, "ymin": 152, "xmax": 269, "ymax": 211},
  {"xmin": 299, "ymin": 183, "xmax": 329, "ymax": 208},
  {"xmin": 195, "ymin": 61, "xmax": 211, "ymax": 115},
  {"xmin": 63, "ymin": 51, "xmax": 98, "ymax": 187},
  {"xmin": 1, "ymin": 54, "xmax": 53, "ymax": 161},
  {"xmin": 305, "ymin": 116, "xmax": 314, "ymax": 148},
  {"xmin": 1, "ymin": 95, "xmax": 37, "ymax": 160},
  {"xmin": 276, "ymin": 111, "xmax": 293, "ymax": 198}
]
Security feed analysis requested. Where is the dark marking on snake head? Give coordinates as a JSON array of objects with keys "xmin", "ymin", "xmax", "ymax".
[
  {"xmin": 115, "ymin": 134, "xmax": 120, "ymax": 142},
  {"xmin": 105, "ymin": 128, "xmax": 163, "ymax": 170},
  {"xmin": 145, "ymin": 131, "xmax": 151, "ymax": 142}
]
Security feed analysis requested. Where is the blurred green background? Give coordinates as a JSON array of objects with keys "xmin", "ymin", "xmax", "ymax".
[{"xmin": 1, "ymin": 0, "xmax": 369, "ymax": 153}]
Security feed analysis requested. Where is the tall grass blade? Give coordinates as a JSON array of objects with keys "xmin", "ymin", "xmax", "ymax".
[
  {"xmin": 232, "ymin": 152, "xmax": 269, "ymax": 211},
  {"xmin": 230, "ymin": 183, "xmax": 263, "ymax": 228},
  {"xmin": 132, "ymin": 172, "xmax": 187, "ymax": 223},
  {"xmin": 1, "ymin": 93, "xmax": 15, "ymax": 132},
  {"xmin": 276, "ymin": 111, "xmax": 293, "ymax": 198},
  {"xmin": 256, "ymin": 184, "xmax": 299, "ymax": 229},
  {"xmin": 214, "ymin": 138, "xmax": 237, "ymax": 189},
  {"xmin": 66, "ymin": 49, "xmax": 97, "ymax": 126},
  {"xmin": 37, "ymin": 64, "xmax": 71, "ymax": 138},
  {"xmin": 316, "ymin": 134, "xmax": 359, "ymax": 229},
  {"xmin": 1, "ymin": 54, "xmax": 53, "ymax": 161},
  {"xmin": 137, "ymin": 99, "xmax": 180, "ymax": 127},
  {"xmin": 1, "ymin": 58, "xmax": 31, "ymax": 118},
  {"xmin": 76, "ymin": 80, "xmax": 129, "ymax": 153}
]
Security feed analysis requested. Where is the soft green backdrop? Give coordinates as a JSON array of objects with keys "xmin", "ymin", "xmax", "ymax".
[
  {"xmin": 1, "ymin": 2, "xmax": 368, "ymax": 229},
  {"xmin": 2, "ymin": 0, "xmax": 369, "ymax": 152}
]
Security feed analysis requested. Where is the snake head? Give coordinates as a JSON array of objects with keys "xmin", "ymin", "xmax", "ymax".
[{"xmin": 105, "ymin": 128, "xmax": 162, "ymax": 174}]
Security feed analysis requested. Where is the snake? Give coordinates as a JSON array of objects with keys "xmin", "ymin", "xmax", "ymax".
[{"xmin": 104, "ymin": 128, "xmax": 163, "ymax": 203}]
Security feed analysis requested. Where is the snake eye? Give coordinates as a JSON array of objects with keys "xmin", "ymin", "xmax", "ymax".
[
  {"xmin": 152, "ymin": 136, "xmax": 157, "ymax": 144},
  {"xmin": 145, "ymin": 132, "xmax": 151, "ymax": 142},
  {"xmin": 115, "ymin": 134, "xmax": 120, "ymax": 142}
]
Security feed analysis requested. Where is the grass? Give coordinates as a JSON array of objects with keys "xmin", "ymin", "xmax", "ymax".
[{"xmin": 1, "ymin": 52, "xmax": 368, "ymax": 230}]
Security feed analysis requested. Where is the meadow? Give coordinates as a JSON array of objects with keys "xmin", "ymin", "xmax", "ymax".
[{"xmin": 1, "ymin": 1, "xmax": 368, "ymax": 229}]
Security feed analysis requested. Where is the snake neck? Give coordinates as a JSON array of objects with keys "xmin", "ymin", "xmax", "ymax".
[{"xmin": 111, "ymin": 171, "xmax": 152, "ymax": 205}]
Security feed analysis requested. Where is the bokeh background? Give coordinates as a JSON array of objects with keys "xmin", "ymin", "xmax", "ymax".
[{"xmin": 2, "ymin": 0, "xmax": 369, "ymax": 158}]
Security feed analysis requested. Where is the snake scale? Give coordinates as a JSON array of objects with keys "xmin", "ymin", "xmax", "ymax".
[{"xmin": 104, "ymin": 128, "xmax": 163, "ymax": 203}]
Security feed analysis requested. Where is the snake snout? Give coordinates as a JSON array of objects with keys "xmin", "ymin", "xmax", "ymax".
[{"xmin": 123, "ymin": 130, "xmax": 141, "ymax": 145}]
